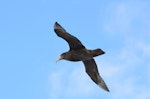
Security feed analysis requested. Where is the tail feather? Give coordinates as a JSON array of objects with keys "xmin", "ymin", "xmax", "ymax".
[{"xmin": 89, "ymin": 49, "xmax": 105, "ymax": 57}]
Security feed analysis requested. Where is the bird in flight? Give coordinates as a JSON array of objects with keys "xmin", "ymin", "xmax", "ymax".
[{"xmin": 54, "ymin": 22, "xmax": 109, "ymax": 92}]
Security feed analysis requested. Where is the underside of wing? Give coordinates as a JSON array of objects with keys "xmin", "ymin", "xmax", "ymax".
[
  {"xmin": 82, "ymin": 59, "xmax": 109, "ymax": 92},
  {"xmin": 54, "ymin": 22, "xmax": 85, "ymax": 50}
]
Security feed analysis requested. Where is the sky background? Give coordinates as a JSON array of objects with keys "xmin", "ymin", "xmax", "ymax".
[{"xmin": 0, "ymin": 0, "xmax": 150, "ymax": 99}]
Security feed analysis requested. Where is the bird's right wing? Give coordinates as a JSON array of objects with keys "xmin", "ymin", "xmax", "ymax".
[
  {"xmin": 82, "ymin": 59, "xmax": 109, "ymax": 92},
  {"xmin": 54, "ymin": 22, "xmax": 85, "ymax": 50}
]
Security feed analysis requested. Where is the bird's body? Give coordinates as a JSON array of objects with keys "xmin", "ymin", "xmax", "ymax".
[
  {"xmin": 60, "ymin": 48, "xmax": 104, "ymax": 61},
  {"xmin": 54, "ymin": 22, "xmax": 109, "ymax": 92},
  {"xmin": 61, "ymin": 49, "xmax": 93, "ymax": 61}
]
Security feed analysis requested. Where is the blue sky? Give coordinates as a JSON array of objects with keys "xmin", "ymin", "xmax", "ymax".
[{"xmin": 0, "ymin": 0, "xmax": 150, "ymax": 99}]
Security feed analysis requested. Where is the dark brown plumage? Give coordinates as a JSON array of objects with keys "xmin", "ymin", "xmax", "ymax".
[{"xmin": 54, "ymin": 22, "xmax": 109, "ymax": 92}]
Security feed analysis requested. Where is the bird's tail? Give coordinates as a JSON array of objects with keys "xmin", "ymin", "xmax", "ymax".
[{"xmin": 89, "ymin": 49, "xmax": 105, "ymax": 57}]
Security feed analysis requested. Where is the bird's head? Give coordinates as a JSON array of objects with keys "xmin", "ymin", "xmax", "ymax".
[{"xmin": 56, "ymin": 53, "xmax": 66, "ymax": 62}]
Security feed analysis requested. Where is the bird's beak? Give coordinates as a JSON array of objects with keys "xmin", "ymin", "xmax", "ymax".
[{"xmin": 56, "ymin": 56, "xmax": 62, "ymax": 62}]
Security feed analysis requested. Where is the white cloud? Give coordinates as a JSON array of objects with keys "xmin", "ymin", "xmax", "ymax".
[
  {"xmin": 49, "ymin": 1, "xmax": 150, "ymax": 99},
  {"xmin": 49, "ymin": 38, "xmax": 150, "ymax": 99},
  {"xmin": 48, "ymin": 65, "xmax": 96, "ymax": 99},
  {"xmin": 136, "ymin": 41, "xmax": 150, "ymax": 56},
  {"xmin": 96, "ymin": 37, "xmax": 150, "ymax": 99},
  {"xmin": 48, "ymin": 70, "xmax": 65, "ymax": 99},
  {"xmin": 102, "ymin": 1, "xmax": 150, "ymax": 38},
  {"xmin": 98, "ymin": 2, "xmax": 150, "ymax": 98}
]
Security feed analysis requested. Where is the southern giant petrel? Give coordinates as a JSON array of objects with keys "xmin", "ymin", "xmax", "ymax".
[{"xmin": 54, "ymin": 22, "xmax": 109, "ymax": 92}]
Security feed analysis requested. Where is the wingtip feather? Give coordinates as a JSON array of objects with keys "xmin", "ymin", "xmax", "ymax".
[
  {"xmin": 98, "ymin": 82, "xmax": 110, "ymax": 92},
  {"xmin": 54, "ymin": 22, "xmax": 59, "ymax": 29},
  {"xmin": 54, "ymin": 22, "xmax": 66, "ymax": 32}
]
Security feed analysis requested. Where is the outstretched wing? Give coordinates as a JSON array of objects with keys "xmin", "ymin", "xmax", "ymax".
[
  {"xmin": 54, "ymin": 22, "xmax": 85, "ymax": 50},
  {"xmin": 82, "ymin": 59, "xmax": 109, "ymax": 92}
]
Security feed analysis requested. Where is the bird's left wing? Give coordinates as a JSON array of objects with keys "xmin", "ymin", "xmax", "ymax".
[
  {"xmin": 54, "ymin": 22, "xmax": 85, "ymax": 50},
  {"xmin": 82, "ymin": 59, "xmax": 109, "ymax": 92}
]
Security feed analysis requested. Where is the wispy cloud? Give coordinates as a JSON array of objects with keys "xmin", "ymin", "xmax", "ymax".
[
  {"xmin": 100, "ymin": 23, "xmax": 150, "ymax": 99},
  {"xmin": 102, "ymin": 1, "xmax": 150, "ymax": 38},
  {"xmin": 99, "ymin": 39, "xmax": 150, "ymax": 99},
  {"xmin": 49, "ymin": 39, "xmax": 150, "ymax": 99},
  {"xmin": 99, "ymin": 1, "xmax": 150, "ymax": 99},
  {"xmin": 48, "ymin": 65, "xmax": 96, "ymax": 99},
  {"xmin": 49, "ymin": 1, "xmax": 150, "ymax": 99}
]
